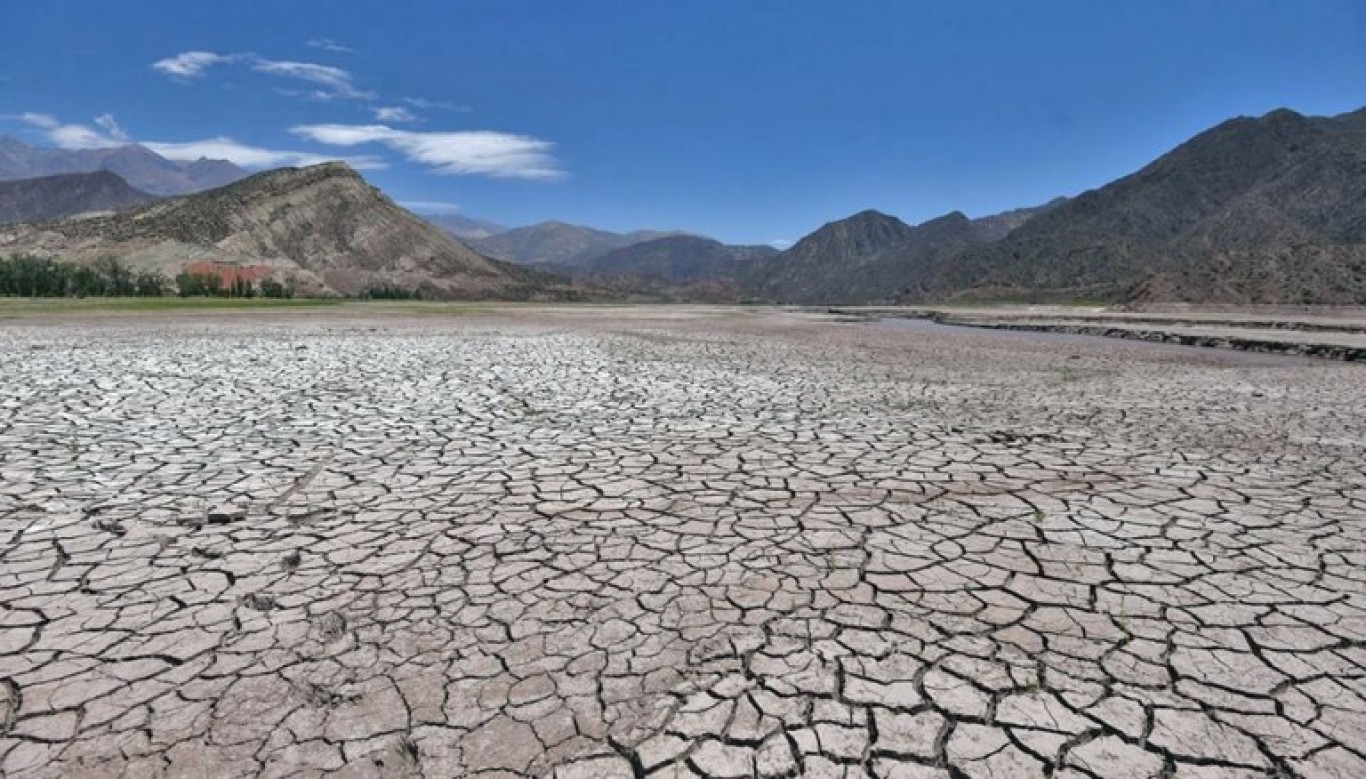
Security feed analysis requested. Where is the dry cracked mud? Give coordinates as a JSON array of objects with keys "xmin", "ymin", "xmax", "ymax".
[{"xmin": 1, "ymin": 307, "xmax": 1363, "ymax": 777}]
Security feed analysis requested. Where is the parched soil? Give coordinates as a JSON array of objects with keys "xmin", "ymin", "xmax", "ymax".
[{"xmin": 1, "ymin": 306, "xmax": 1363, "ymax": 777}]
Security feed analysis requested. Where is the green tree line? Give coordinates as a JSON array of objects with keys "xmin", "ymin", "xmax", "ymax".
[
  {"xmin": 173, "ymin": 272, "xmax": 294, "ymax": 298},
  {"xmin": 0, "ymin": 254, "xmax": 298, "ymax": 298},
  {"xmin": 1, "ymin": 254, "xmax": 422, "ymax": 301},
  {"xmin": 0, "ymin": 254, "xmax": 166, "ymax": 297}
]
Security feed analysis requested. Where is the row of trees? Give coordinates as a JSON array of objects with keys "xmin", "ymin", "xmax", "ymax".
[
  {"xmin": 0, "ymin": 255, "xmax": 166, "ymax": 297},
  {"xmin": 0, "ymin": 254, "xmax": 421, "ymax": 301},
  {"xmin": 173, "ymin": 272, "xmax": 294, "ymax": 298},
  {"xmin": 358, "ymin": 284, "xmax": 422, "ymax": 300},
  {"xmin": 0, "ymin": 254, "xmax": 298, "ymax": 299}
]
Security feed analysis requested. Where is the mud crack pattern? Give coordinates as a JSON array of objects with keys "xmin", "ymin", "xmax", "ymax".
[{"xmin": 1, "ymin": 310, "xmax": 1364, "ymax": 777}]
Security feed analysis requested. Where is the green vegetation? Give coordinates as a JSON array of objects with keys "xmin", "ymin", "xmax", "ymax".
[
  {"xmin": 0, "ymin": 297, "xmax": 342, "ymax": 315},
  {"xmin": 0, "ymin": 253, "xmax": 305, "ymax": 300},
  {"xmin": 359, "ymin": 284, "xmax": 422, "ymax": 300},
  {"xmin": 258, "ymin": 278, "xmax": 291, "ymax": 299},
  {"xmin": 0, "ymin": 254, "xmax": 167, "ymax": 297},
  {"xmin": 175, "ymin": 271, "xmax": 294, "ymax": 299}
]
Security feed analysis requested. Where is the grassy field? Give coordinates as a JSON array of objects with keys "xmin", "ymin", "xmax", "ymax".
[
  {"xmin": 0, "ymin": 297, "xmax": 530, "ymax": 319},
  {"xmin": 0, "ymin": 297, "xmax": 348, "ymax": 316}
]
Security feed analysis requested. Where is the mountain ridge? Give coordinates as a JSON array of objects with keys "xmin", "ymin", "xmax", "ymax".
[
  {"xmin": 0, "ymin": 170, "xmax": 157, "ymax": 225},
  {"xmin": 745, "ymin": 202, "xmax": 1060, "ymax": 304},
  {"xmin": 916, "ymin": 107, "xmax": 1366, "ymax": 303},
  {"xmin": 0, "ymin": 162, "xmax": 570, "ymax": 299},
  {"xmin": 0, "ymin": 136, "xmax": 250, "ymax": 196},
  {"xmin": 470, "ymin": 221, "xmax": 692, "ymax": 266}
]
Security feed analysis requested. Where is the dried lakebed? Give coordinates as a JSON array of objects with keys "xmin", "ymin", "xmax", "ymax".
[{"xmin": 1, "ymin": 308, "xmax": 1364, "ymax": 778}]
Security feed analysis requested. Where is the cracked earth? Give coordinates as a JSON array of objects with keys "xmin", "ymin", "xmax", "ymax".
[{"xmin": 1, "ymin": 307, "xmax": 1364, "ymax": 777}]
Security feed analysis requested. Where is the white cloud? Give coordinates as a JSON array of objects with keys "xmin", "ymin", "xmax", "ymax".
[
  {"xmin": 769, "ymin": 239, "xmax": 793, "ymax": 249},
  {"xmin": 94, "ymin": 113, "xmax": 129, "ymax": 142},
  {"xmin": 10, "ymin": 110, "xmax": 387, "ymax": 170},
  {"xmin": 19, "ymin": 112, "xmax": 59, "ymax": 129},
  {"xmin": 151, "ymin": 51, "xmax": 372, "ymax": 101},
  {"xmin": 23, "ymin": 113, "xmax": 129, "ymax": 150},
  {"xmin": 48, "ymin": 124, "xmax": 122, "ymax": 149},
  {"xmin": 374, "ymin": 106, "xmax": 418, "ymax": 123},
  {"xmin": 153, "ymin": 51, "xmax": 237, "ymax": 79},
  {"xmin": 144, "ymin": 136, "xmax": 387, "ymax": 170},
  {"xmin": 403, "ymin": 97, "xmax": 471, "ymax": 112},
  {"xmin": 291, "ymin": 123, "xmax": 563, "ymax": 180},
  {"xmin": 252, "ymin": 59, "xmax": 373, "ymax": 99},
  {"xmin": 399, "ymin": 201, "xmax": 463, "ymax": 214},
  {"xmin": 307, "ymin": 38, "xmax": 355, "ymax": 54},
  {"xmin": 13, "ymin": 111, "xmax": 120, "ymax": 149}
]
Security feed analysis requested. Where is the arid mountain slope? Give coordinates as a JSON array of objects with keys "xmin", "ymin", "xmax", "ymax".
[
  {"xmin": 423, "ymin": 213, "xmax": 508, "ymax": 241},
  {"xmin": 471, "ymin": 221, "xmax": 688, "ymax": 266},
  {"xmin": 745, "ymin": 205, "xmax": 1057, "ymax": 304},
  {"xmin": 0, "ymin": 170, "xmax": 156, "ymax": 225},
  {"xmin": 927, "ymin": 107, "xmax": 1366, "ymax": 303},
  {"xmin": 0, "ymin": 163, "xmax": 566, "ymax": 299},
  {"xmin": 582, "ymin": 235, "xmax": 777, "ymax": 283}
]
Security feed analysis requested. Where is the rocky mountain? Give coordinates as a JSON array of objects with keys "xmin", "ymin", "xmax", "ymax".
[
  {"xmin": 423, "ymin": 213, "xmax": 507, "ymax": 241},
  {"xmin": 745, "ymin": 206, "xmax": 1055, "ymax": 304},
  {"xmin": 582, "ymin": 235, "xmax": 778, "ymax": 283},
  {"xmin": 0, "ymin": 170, "xmax": 156, "ymax": 225},
  {"xmin": 922, "ymin": 107, "xmax": 1366, "ymax": 303},
  {"xmin": 970, "ymin": 198, "xmax": 1069, "ymax": 241},
  {"xmin": 549, "ymin": 235, "xmax": 778, "ymax": 301},
  {"xmin": 471, "ymin": 221, "xmax": 688, "ymax": 266},
  {"xmin": 0, "ymin": 137, "xmax": 249, "ymax": 196},
  {"xmin": 0, "ymin": 162, "xmax": 568, "ymax": 299}
]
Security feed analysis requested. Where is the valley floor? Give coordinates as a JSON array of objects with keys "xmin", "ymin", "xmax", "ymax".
[{"xmin": 1, "ymin": 306, "xmax": 1363, "ymax": 777}]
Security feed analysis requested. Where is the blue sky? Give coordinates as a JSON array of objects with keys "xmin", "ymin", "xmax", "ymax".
[{"xmin": 3, "ymin": 1, "xmax": 1363, "ymax": 244}]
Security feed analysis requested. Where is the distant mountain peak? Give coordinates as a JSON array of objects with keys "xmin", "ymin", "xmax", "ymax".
[
  {"xmin": 1261, "ymin": 107, "xmax": 1304, "ymax": 122},
  {"xmin": 745, "ymin": 200, "xmax": 1062, "ymax": 304},
  {"xmin": 0, "ymin": 170, "xmax": 157, "ymax": 225},
  {"xmin": 925, "ymin": 210, "xmax": 971, "ymax": 225},
  {"xmin": 0, "ymin": 135, "xmax": 249, "ymax": 196},
  {"xmin": 470, "ymin": 220, "xmax": 697, "ymax": 267},
  {"xmin": 844, "ymin": 209, "xmax": 906, "ymax": 225}
]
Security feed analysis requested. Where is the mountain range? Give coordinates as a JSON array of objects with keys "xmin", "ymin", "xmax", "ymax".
[
  {"xmin": 754, "ymin": 107, "xmax": 1365, "ymax": 305},
  {"xmin": 421, "ymin": 213, "xmax": 507, "ymax": 241},
  {"xmin": 0, "ymin": 136, "xmax": 249, "ymax": 196},
  {"xmin": 0, "ymin": 106, "xmax": 1362, "ymax": 304},
  {"xmin": 742, "ymin": 205, "xmax": 1059, "ymax": 304},
  {"xmin": 584, "ymin": 235, "xmax": 778, "ymax": 282},
  {"xmin": 0, "ymin": 163, "xmax": 567, "ymax": 299},
  {"xmin": 557, "ymin": 235, "xmax": 778, "ymax": 300},
  {"xmin": 932, "ymin": 107, "xmax": 1366, "ymax": 304},
  {"xmin": 0, "ymin": 170, "xmax": 157, "ymax": 225},
  {"xmin": 468, "ymin": 221, "xmax": 690, "ymax": 267}
]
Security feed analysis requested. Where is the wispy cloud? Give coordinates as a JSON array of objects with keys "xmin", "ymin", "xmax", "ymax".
[
  {"xmin": 306, "ymin": 37, "xmax": 355, "ymax": 54},
  {"xmin": 252, "ymin": 59, "xmax": 373, "ymax": 100},
  {"xmin": 291, "ymin": 123, "xmax": 564, "ymax": 180},
  {"xmin": 399, "ymin": 201, "xmax": 463, "ymax": 214},
  {"xmin": 144, "ymin": 137, "xmax": 386, "ymax": 170},
  {"xmin": 152, "ymin": 51, "xmax": 239, "ymax": 79},
  {"xmin": 19, "ymin": 112, "xmax": 127, "ymax": 149},
  {"xmin": 404, "ymin": 96, "xmax": 472, "ymax": 112},
  {"xmin": 152, "ymin": 51, "xmax": 372, "ymax": 100},
  {"xmin": 10, "ymin": 111, "xmax": 385, "ymax": 171},
  {"xmin": 94, "ymin": 113, "xmax": 129, "ymax": 142},
  {"xmin": 374, "ymin": 106, "xmax": 418, "ymax": 123},
  {"xmin": 18, "ymin": 112, "xmax": 59, "ymax": 129}
]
